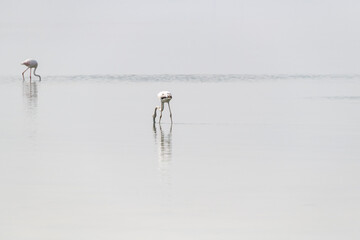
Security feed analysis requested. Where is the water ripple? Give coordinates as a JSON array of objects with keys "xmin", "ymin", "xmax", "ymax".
[{"xmin": 2, "ymin": 74, "xmax": 360, "ymax": 83}]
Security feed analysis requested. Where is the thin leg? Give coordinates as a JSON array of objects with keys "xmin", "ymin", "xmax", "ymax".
[
  {"xmin": 168, "ymin": 102, "xmax": 173, "ymax": 123},
  {"xmin": 159, "ymin": 109, "xmax": 163, "ymax": 123},
  {"xmin": 29, "ymin": 68, "xmax": 32, "ymax": 82},
  {"xmin": 22, "ymin": 67, "xmax": 29, "ymax": 81}
]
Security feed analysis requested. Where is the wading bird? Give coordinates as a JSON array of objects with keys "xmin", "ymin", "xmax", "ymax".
[
  {"xmin": 153, "ymin": 91, "xmax": 173, "ymax": 124},
  {"xmin": 21, "ymin": 59, "xmax": 41, "ymax": 81}
]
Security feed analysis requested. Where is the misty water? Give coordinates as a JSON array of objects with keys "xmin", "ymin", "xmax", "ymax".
[{"xmin": 0, "ymin": 75, "xmax": 359, "ymax": 239}]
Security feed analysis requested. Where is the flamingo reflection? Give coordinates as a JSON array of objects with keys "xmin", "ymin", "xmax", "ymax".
[{"xmin": 153, "ymin": 123, "xmax": 173, "ymax": 204}]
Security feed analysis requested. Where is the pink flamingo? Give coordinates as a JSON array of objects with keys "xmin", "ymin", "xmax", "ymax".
[
  {"xmin": 21, "ymin": 59, "xmax": 41, "ymax": 81},
  {"xmin": 153, "ymin": 91, "xmax": 173, "ymax": 124}
]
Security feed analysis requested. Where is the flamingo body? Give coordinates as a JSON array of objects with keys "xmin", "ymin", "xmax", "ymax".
[
  {"xmin": 21, "ymin": 59, "xmax": 41, "ymax": 81},
  {"xmin": 22, "ymin": 59, "xmax": 38, "ymax": 68},
  {"xmin": 157, "ymin": 91, "xmax": 172, "ymax": 103},
  {"xmin": 153, "ymin": 91, "xmax": 173, "ymax": 124}
]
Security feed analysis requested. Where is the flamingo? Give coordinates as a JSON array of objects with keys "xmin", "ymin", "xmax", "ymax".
[
  {"xmin": 21, "ymin": 59, "xmax": 41, "ymax": 81},
  {"xmin": 153, "ymin": 91, "xmax": 173, "ymax": 124}
]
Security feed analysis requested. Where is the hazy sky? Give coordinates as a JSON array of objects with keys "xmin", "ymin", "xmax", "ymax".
[{"xmin": 1, "ymin": 0, "xmax": 360, "ymax": 75}]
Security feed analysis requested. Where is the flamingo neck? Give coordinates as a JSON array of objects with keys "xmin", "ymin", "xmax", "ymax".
[
  {"xmin": 154, "ymin": 103, "xmax": 163, "ymax": 115},
  {"xmin": 33, "ymin": 67, "xmax": 41, "ymax": 81},
  {"xmin": 153, "ymin": 107, "xmax": 159, "ymax": 123},
  {"xmin": 152, "ymin": 103, "xmax": 164, "ymax": 123}
]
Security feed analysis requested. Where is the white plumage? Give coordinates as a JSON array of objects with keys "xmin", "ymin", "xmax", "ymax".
[
  {"xmin": 21, "ymin": 59, "xmax": 41, "ymax": 81},
  {"xmin": 153, "ymin": 91, "xmax": 173, "ymax": 124}
]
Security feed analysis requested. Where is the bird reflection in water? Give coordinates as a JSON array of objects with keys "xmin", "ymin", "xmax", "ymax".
[
  {"xmin": 22, "ymin": 81, "xmax": 38, "ymax": 140},
  {"xmin": 153, "ymin": 123, "xmax": 173, "ymax": 204}
]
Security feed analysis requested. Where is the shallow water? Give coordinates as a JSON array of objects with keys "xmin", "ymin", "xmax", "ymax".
[{"xmin": 0, "ymin": 75, "xmax": 360, "ymax": 239}]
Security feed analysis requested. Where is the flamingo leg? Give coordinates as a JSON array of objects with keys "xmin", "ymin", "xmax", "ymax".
[
  {"xmin": 29, "ymin": 68, "xmax": 32, "ymax": 81},
  {"xmin": 159, "ymin": 108, "xmax": 163, "ymax": 123},
  {"xmin": 22, "ymin": 67, "xmax": 29, "ymax": 81},
  {"xmin": 168, "ymin": 102, "xmax": 173, "ymax": 123}
]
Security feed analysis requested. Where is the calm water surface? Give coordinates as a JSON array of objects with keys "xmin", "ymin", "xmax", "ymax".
[{"xmin": 0, "ymin": 75, "xmax": 360, "ymax": 239}]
